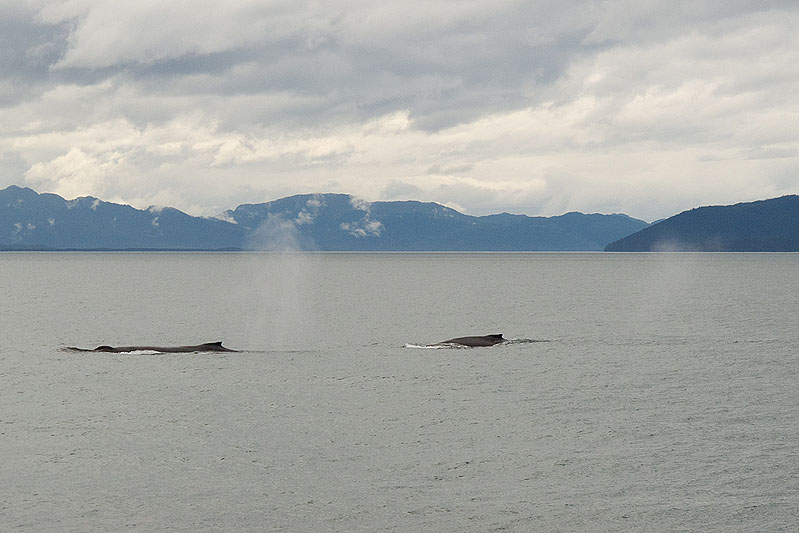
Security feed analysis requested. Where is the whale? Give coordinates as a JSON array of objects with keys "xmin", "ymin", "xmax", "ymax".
[
  {"xmin": 69, "ymin": 341, "xmax": 238, "ymax": 353},
  {"xmin": 433, "ymin": 334, "xmax": 507, "ymax": 347}
]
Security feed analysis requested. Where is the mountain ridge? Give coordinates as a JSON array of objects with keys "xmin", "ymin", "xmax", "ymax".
[
  {"xmin": 2, "ymin": 184, "xmax": 647, "ymax": 251},
  {"xmin": 605, "ymin": 195, "xmax": 799, "ymax": 251}
]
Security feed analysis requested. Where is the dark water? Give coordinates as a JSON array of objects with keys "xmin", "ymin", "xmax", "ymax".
[{"xmin": 1, "ymin": 252, "xmax": 797, "ymax": 531}]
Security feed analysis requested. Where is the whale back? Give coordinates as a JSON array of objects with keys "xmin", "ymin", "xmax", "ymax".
[
  {"xmin": 89, "ymin": 342, "xmax": 237, "ymax": 353},
  {"xmin": 436, "ymin": 333, "xmax": 506, "ymax": 347}
]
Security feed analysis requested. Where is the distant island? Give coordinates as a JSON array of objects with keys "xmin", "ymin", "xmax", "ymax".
[
  {"xmin": 0, "ymin": 185, "xmax": 647, "ymax": 251},
  {"xmin": 605, "ymin": 195, "xmax": 799, "ymax": 252}
]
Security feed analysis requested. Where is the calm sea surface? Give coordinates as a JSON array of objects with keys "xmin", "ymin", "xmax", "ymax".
[{"xmin": 1, "ymin": 252, "xmax": 797, "ymax": 531}]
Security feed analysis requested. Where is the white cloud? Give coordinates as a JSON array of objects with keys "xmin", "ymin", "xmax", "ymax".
[
  {"xmin": 1, "ymin": 1, "xmax": 797, "ymax": 221},
  {"xmin": 341, "ymin": 219, "xmax": 383, "ymax": 238},
  {"xmin": 349, "ymin": 196, "xmax": 371, "ymax": 212},
  {"xmin": 23, "ymin": 147, "xmax": 123, "ymax": 200},
  {"xmin": 295, "ymin": 195, "xmax": 324, "ymax": 225}
]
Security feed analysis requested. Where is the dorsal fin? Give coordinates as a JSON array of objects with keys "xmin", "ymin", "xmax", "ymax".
[{"xmin": 203, "ymin": 341, "xmax": 224, "ymax": 346}]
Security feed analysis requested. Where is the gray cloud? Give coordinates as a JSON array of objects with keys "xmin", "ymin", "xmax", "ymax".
[
  {"xmin": 9, "ymin": 1, "xmax": 598, "ymax": 126},
  {"xmin": 0, "ymin": 4, "xmax": 64, "ymax": 104},
  {"xmin": 1, "ymin": 1, "xmax": 797, "ymax": 221}
]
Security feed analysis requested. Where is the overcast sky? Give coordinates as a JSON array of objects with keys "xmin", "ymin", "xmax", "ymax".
[{"xmin": 2, "ymin": 1, "xmax": 797, "ymax": 221}]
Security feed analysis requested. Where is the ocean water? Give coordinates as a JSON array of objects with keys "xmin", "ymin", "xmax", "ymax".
[{"xmin": 1, "ymin": 252, "xmax": 797, "ymax": 531}]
